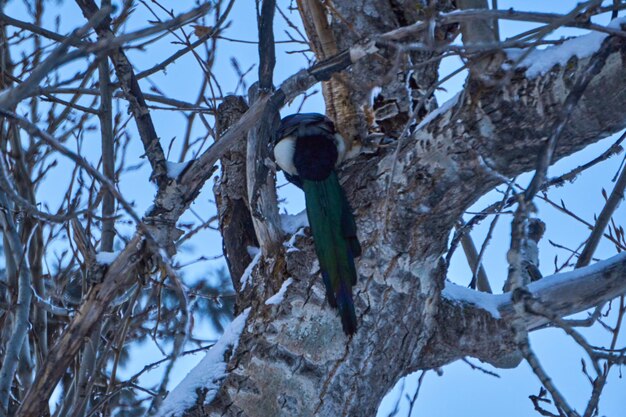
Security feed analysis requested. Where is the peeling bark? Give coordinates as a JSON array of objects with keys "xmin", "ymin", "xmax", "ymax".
[
  {"xmin": 11, "ymin": 3, "xmax": 626, "ymax": 415},
  {"xmin": 298, "ymin": 0, "xmax": 457, "ymax": 142},
  {"xmin": 214, "ymin": 96, "xmax": 259, "ymax": 296},
  {"xmin": 184, "ymin": 32, "xmax": 626, "ymax": 417}
]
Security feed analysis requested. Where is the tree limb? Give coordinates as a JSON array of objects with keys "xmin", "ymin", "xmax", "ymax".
[{"xmin": 189, "ymin": 25, "xmax": 626, "ymax": 417}]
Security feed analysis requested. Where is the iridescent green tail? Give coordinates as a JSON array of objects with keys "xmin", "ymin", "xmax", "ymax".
[{"xmin": 303, "ymin": 172, "xmax": 361, "ymax": 335}]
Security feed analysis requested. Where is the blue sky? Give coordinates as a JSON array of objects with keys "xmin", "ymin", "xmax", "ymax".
[{"xmin": 5, "ymin": 0, "xmax": 626, "ymax": 415}]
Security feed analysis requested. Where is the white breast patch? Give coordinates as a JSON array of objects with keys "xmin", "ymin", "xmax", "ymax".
[
  {"xmin": 273, "ymin": 135, "xmax": 298, "ymax": 176},
  {"xmin": 333, "ymin": 133, "xmax": 346, "ymax": 165}
]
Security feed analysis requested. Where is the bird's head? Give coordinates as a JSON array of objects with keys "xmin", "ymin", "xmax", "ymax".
[{"xmin": 273, "ymin": 113, "xmax": 347, "ymax": 182}]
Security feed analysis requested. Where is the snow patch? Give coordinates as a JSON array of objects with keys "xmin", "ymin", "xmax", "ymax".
[
  {"xmin": 241, "ymin": 251, "xmax": 261, "ymax": 290},
  {"xmin": 166, "ymin": 160, "xmax": 193, "ymax": 179},
  {"xmin": 265, "ymin": 278, "xmax": 293, "ymax": 305},
  {"xmin": 246, "ymin": 246, "xmax": 260, "ymax": 257},
  {"xmin": 528, "ymin": 251, "xmax": 626, "ymax": 294},
  {"xmin": 280, "ymin": 210, "xmax": 309, "ymax": 234},
  {"xmin": 507, "ymin": 17, "xmax": 626, "ymax": 78},
  {"xmin": 95, "ymin": 251, "xmax": 120, "ymax": 265},
  {"xmin": 442, "ymin": 281, "xmax": 506, "ymax": 319},
  {"xmin": 415, "ymin": 92, "xmax": 461, "ymax": 132},
  {"xmin": 153, "ymin": 308, "xmax": 250, "ymax": 417},
  {"xmin": 284, "ymin": 228, "xmax": 306, "ymax": 253},
  {"xmin": 443, "ymin": 252, "xmax": 626, "ymax": 319},
  {"xmin": 369, "ymin": 85, "xmax": 382, "ymax": 107}
]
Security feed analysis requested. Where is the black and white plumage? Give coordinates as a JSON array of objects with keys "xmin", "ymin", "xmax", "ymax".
[
  {"xmin": 273, "ymin": 113, "xmax": 361, "ymax": 335},
  {"xmin": 273, "ymin": 113, "xmax": 347, "ymax": 187}
]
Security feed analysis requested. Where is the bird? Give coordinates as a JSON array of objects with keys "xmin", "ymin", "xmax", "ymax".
[{"xmin": 273, "ymin": 113, "xmax": 361, "ymax": 335}]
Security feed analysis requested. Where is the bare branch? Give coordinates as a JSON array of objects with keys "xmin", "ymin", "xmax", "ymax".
[
  {"xmin": 576, "ymin": 164, "xmax": 626, "ymax": 267},
  {"xmin": 0, "ymin": 6, "xmax": 111, "ymax": 109},
  {"xmin": 0, "ymin": 191, "xmax": 34, "ymax": 415},
  {"xmin": 245, "ymin": 0, "xmax": 283, "ymax": 256}
]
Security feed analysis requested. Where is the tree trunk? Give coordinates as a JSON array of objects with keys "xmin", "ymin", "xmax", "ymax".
[
  {"xmin": 8, "ymin": 2, "xmax": 626, "ymax": 416},
  {"xmin": 181, "ymin": 20, "xmax": 626, "ymax": 417}
]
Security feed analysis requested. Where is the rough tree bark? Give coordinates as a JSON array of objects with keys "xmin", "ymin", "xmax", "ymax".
[
  {"xmin": 298, "ymin": 0, "xmax": 457, "ymax": 142},
  {"xmin": 214, "ymin": 96, "xmax": 258, "ymax": 297},
  {"xmin": 185, "ymin": 11, "xmax": 626, "ymax": 417},
  {"xmin": 6, "ymin": 2, "xmax": 626, "ymax": 416}
]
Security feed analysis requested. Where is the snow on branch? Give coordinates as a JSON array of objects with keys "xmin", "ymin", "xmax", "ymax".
[
  {"xmin": 442, "ymin": 283, "xmax": 505, "ymax": 318},
  {"xmin": 444, "ymin": 252, "xmax": 626, "ymax": 329},
  {"xmin": 508, "ymin": 17, "xmax": 626, "ymax": 78},
  {"xmin": 165, "ymin": 160, "xmax": 193, "ymax": 180},
  {"xmin": 153, "ymin": 308, "xmax": 251, "ymax": 417},
  {"xmin": 265, "ymin": 278, "xmax": 293, "ymax": 305},
  {"xmin": 241, "ymin": 252, "xmax": 262, "ymax": 290}
]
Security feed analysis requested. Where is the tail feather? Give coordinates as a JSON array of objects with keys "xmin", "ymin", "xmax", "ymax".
[
  {"xmin": 303, "ymin": 172, "xmax": 360, "ymax": 335},
  {"xmin": 337, "ymin": 281, "xmax": 357, "ymax": 335},
  {"xmin": 321, "ymin": 271, "xmax": 337, "ymax": 308},
  {"xmin": 341, "ymin": 191, "xmax": 362, "ymax": 258}
]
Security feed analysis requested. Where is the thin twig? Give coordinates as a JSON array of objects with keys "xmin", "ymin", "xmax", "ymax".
[{"xmin": 576, "ymin": 163, "xmax": 626, "ymax": 267}]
